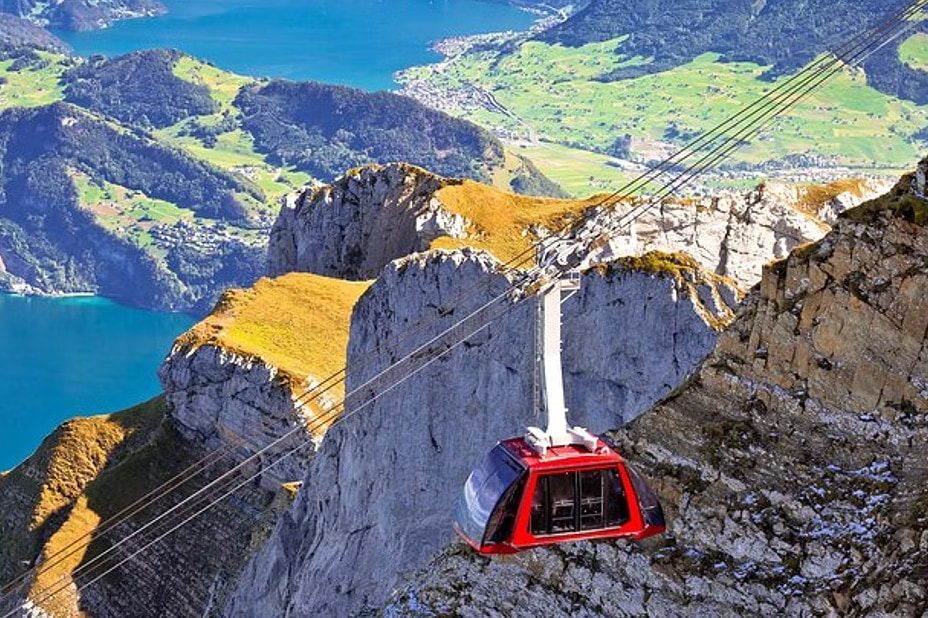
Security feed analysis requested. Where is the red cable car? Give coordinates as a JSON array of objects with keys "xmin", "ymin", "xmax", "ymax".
[
  {"xmin": 453, "ymin": 277, "xmax": 666, "ymax": 554},
  {"xmin": 453, "ymin": 436, "xmax": 665, "ymax": 554}
]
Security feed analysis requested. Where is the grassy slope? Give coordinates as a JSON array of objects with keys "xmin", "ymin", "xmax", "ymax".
[
  {"xmin": 432, "ymin": 180, "xmax": 600, "ymax": 263},
  {"xmin": 175, "ymin": 273, "xmax": 371, "ymax": 413},
  {"xmin": 0, "ymin": 397, "xmax": 165, "ymax": 611},
  {"xmin": 398, "ymin": 34, "xmax": 928, "ymax": 196},
  {"xmin": 164, "ymin": 56, "xmax": 312, "ymax": 200}
]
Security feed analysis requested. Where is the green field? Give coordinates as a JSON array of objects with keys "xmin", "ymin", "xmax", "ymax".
[
  {"xmin": 0, "ymin": 52, "xmax": 69, "ymax": 110},
  {"xmin": 399, "ymin": 34, "xmax": 928, "ymax": 195},
  {"xmin": 899, "ymin": 33, "xmax": 928, "ymax": 72}
]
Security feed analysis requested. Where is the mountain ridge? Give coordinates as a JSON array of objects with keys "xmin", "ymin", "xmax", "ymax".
[
  {"xmin": 0, "ymin": 158, "xmax": 924, "ymax": 616},
  {"xmin": 0, "ymin": 48, "xmax": 563, "ymax": 313},
  {"xmin": 385, "ymin": 158, "xmax": 928, "ymax": 617}
]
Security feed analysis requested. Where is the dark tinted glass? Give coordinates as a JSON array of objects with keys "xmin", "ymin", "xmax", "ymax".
[
  {"xmin": 626, "ymin": 463, "xmax": 665, "ymax": 528},
  {"xmin": 579, "ymin": 470, "xmax": 605, "ymax": 530},
  {"xmin": 604, "ymin": 468, "xmax": 630, "ymax": 527},
  {"xmin": 454, "ymin": 445, "xmax": 525, "ymax": 547},
  {"xmin": 548, "ymin": 472, "xmax": 576, "ymax": 533}
]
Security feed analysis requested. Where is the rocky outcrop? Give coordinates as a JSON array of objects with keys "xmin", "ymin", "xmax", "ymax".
[
  {"xmin": 384, "ymin": 167, "xmax": 928, "ymax": 615},
  {"xmin": 578, "ymin": 179, "xmax": 892, "ymax": 287},
  {"xmin": 158, "ymin": 346, "xmax": 317, "ymax": 486},
  {"xmin": 267, "ymin": 164, "xmax": 466, "ymax": 280},
  {"xmin": 227, "ymin": 248, "xmax": 740, "ymax": 617},
  {"xmin": 158, "ymin": 273, "xmax": 369, "ymax": 486},
  {"xmin": 268, "ymin": 164, "xmax": 890, "ymax": 291}
]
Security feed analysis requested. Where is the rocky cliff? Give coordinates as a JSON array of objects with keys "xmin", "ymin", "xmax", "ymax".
[
  {"xmin": 227, "ymin": 248, "xmax": 741, "ymax": 616},
  {"xmin": 267, "ymin": 164, "xmax": 464, "ymax": 280},
  {"xmin": 268, "ymin": 163, "xmax": 889, "ymax": 290},
  {"xmin": 380, "ymin": 162, "xmax": 928, "ymax": 615},
  {"xmin": 1, "ymin": 155, "xmax": 907, "ymax": 617},
  {"xmin": 159, "ymin": 273, "xmax": 370, "ymax": 485},
  {"xmin": 0, "ymin": 272, "xmax": 366, "ymax": 617}
]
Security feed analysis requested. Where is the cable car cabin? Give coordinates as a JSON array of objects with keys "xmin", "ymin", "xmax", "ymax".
[{"xmin": 454, "ymin": 436, "xmax": 665, "ymax": 555}]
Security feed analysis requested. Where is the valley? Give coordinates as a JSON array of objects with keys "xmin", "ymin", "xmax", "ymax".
[
  {"xmin": 398, "ymin": 23, "xmax": 928, "ymax": 195},
  {"xmin": 2, "ymin": 1, "xmax": 928, "ymax": 616}
]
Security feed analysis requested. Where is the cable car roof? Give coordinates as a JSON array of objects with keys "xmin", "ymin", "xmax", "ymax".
[{"xmin": 498, "ymin": 436, "xmax": 624, "ymax": 469}]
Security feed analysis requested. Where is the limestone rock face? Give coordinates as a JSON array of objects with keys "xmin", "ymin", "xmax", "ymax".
[
  {"xmin": 266, "ymin": 163, "xmax": 466, "ymax": 280},
  {"xmin": 387, "ymin": 172, "xmax": 928, "ymax": 616},
  {"xmin": 158, "ymin": 345, "xmax": 316, "ymax": 485},
  {"xmin": 579, "ymin": 179, "xmax": 892, "ymax": 287},
  {"xmin": 267, "ymin": 163, "xmax": 890, "ymax": 293},
  {"xmin": 227, "ymin": 249, "xmax": 740, "ymax": 617}
]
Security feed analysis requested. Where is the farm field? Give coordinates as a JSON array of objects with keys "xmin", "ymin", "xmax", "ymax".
[{"xmin": 398, "ymin": 33, "xmax": 928, "ymax": 196}]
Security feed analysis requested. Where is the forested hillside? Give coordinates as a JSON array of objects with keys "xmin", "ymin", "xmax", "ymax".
[
  {"xmin": 537, "ymin": 0, "xmax": 928, "ymax": 101},
  {"xmin": 0, "ymin": 0, "xmax": 164, "ymax": 31},
  {"xmin": 0, "ymin": 13, "xmax": 69, "ymax": 52},
  {"xmin": 399, "ymin": 0, "xmax": 928, "ymax": 196},
  {"xmin": 0, "ymin": 102, "xmax": 265, "ymax": 312},
  {"xmin": 0, "ymin": 48, "xmax": 563, "ymax": 312},
  {"xmin": 236, "ymin": 80, "xmax": 501, "ymax": 183}
]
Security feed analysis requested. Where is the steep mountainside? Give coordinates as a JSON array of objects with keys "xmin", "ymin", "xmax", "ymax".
[
  {"xmin": 0, "ymin": 102, "xmax": 265, "ymax": 312},
  {"xmin": 385, "ymin": 160, "xmax": 928, "ymax": 616},
  {"xmin": 0, "ymin": 14, "xmax": 69, "ymax": 52},
  {"xmin": 0, "ymin": 0, "xmax": 164, "ymax": 31},
  {"xmin": 228, "ymin": 248, "xmax": 740, "ymax": 617},
  {"xmin": 234, "ymin": 79, "xmax": 560, "ymax": 194},
  {"xmin": 267, "ymin": 162, "xmax": 889, "ymax": 289}
]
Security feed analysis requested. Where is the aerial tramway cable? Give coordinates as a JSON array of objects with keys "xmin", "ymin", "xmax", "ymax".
[
  {"xmin": 10, "ymin": 0, "xmax": 924, "ymax": 608},
  {"xmin": 5, "ymin": 1, "xmax": 927, "ymax": 613},
  {"xmin": 12, "ymin": 1, "xmax": 927, "ymax": 610}
]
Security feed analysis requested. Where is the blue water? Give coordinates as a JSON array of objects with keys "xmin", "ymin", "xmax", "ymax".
[
  {"xmin": 0, "ymin": 294, "xmax": 193, "ymax": 470},
  {"xmin": 55, "ymin": 0, "xmax": 536, "ymax": 91},
  {"xmin": 5, "ymin": 2, "xmax": 535, "ymax": 471}
]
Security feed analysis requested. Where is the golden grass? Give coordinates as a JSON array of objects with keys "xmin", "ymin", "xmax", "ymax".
[
  {"xmin": 793, "ymin": 178, "xmax": 877, "ymax": 216},
  {"xmin": 0, "ymin": 398, "xmax": 165, "ymax": 606},
  {"xmin": 433, "ymin": 180, "xmax": 605, "ymax": 264},
  {"xmin": 29, "ymin": 495, "xmax": 101, "ymax": 617},
  {"xmin": 27, "ymin": 399, "xmax": 164, "ymax": 533},
  {"xmin": 175, "ymin": 273, "xmax": 371, "ymax": 407}
]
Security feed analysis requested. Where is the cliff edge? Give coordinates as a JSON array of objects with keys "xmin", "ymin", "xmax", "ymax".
[{"xmin": 386, "ymin": 161, "xmax": 928, "ymax": 616}]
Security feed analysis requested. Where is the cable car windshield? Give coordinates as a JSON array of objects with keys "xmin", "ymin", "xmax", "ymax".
[
  {"xmin": 626, "ymin": 463, "xmax": 666, "ymax": 529},
  {"xmin": 454, "ymin": 444, "xmax": 525, "ymax": 546}
]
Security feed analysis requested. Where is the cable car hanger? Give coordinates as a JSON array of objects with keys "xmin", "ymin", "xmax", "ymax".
[{"xmin": 453, "ymin": 276, "xmax": 666, "ymax": 555}]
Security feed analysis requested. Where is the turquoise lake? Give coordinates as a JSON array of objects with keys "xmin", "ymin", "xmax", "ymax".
[
  {"xmin": 56, "ymin": 0, "xmax": 536, "ymax": 91},
  {"xmin": 0, "ymin": 293, "xmax": 193, "ymax": 470},
  {"xmin": 3, "ymin": 1, "xmax": 535, "ymax": 470}
]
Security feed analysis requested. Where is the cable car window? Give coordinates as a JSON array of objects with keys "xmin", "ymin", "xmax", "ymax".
[
  {"xmin": 549, "ymin": 472, "xmax": 575, "ymax": 533},
  {"xmin": 604, "ymin": 468, "xmax": 630, "ymax": 528},
  {"xmin": 579, "ymin": 470, "xmax": 605, "ymax": 530},
  {"xmin": 530, "ymin": 476, "xmax": 548, "ymax": 535},
  {"xmin": 454, "ymin": 445, "xmax": 525, "ymax": 547},
  {"xmin": 531, "ymin": 468, "xmax": 631, "ymax": 536},
  {"xmin": 485, "ymin": 475, "xmax": 525, "ymax": 545},
  {"xmin": 625, "ymin": 463, "xmax": 665, "ymax": 529}
]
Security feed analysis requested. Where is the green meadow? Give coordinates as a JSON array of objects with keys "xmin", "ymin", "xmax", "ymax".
[{"xmin": 399, "ymin": 34, "xmax": 928, "ymax": 195}]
